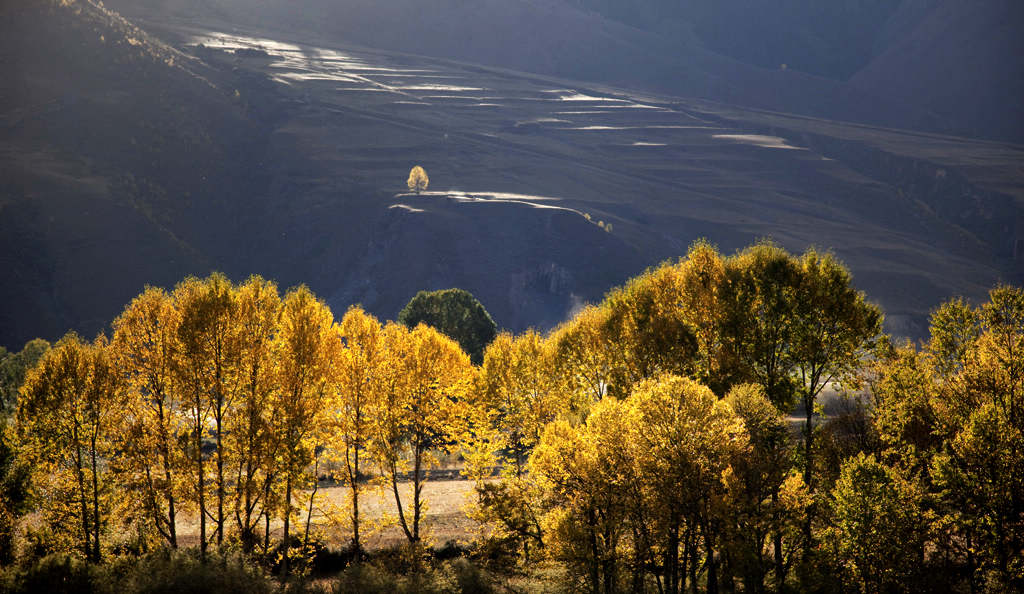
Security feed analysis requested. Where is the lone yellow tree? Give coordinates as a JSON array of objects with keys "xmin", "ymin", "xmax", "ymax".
[{"xmin": 407, "ymin": 165, "xmax": 429, "ymax": 194}]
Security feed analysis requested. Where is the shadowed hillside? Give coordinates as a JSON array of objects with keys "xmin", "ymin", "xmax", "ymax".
[
  {"xmin": 2, "ymin": 0, "xmax": 1022, "ymax": 349},
  {"xmin": 0, "ymin": 0, "xmax": 642, "ymax": 347},
  {"xmin": 106, "ymin": 0, "xmax": 1024, "ymax": 142},
  {"xmin": 851, "ymin": 0, "xmax": 1024, "ymax": 142},
  {"xmin": 0, "ymin": 0, "xmax": 263, "ymax": 344}
]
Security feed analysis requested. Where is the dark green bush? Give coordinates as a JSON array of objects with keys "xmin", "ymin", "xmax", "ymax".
[
  {"xmin": 0, "ymin": 554, "xmax": 100, "ymax": 594},
  {"xmin": 117, "ymin": 550, "xmax": 275, "ymax": 594},
  {"xmin": 447, "ymin": 558, "xmax": 494, "ymax": 594},
  {"xmin": 332, "ymin": 563, "xmax": 398, "ymax": 594},
  {"xmin": 331, "ymin": 558, "xmax": 494, "ymax": 594}
]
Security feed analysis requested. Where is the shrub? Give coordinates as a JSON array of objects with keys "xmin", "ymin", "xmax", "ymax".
[
  {"xmin": 114, "ymin": 550, "xmax": 275, "ymax": 594},
  {"xmin": 0, "ymin": 554, "xmax": 100, "ymax": 594},
  {"xmin": 331, "ymin": 557, "xmax": 495, "ymax": 594}
]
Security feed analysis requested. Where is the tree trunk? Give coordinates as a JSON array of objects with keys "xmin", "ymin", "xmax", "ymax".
[
  {"xmin": 157, "ymin": 398, "xmax": 178, "ymax": 549},
  {"xmin": 216, "ymin": 406, "xmax": 224, "ymax": 547},
  {"xmin": 74, "ymin": 441, "xmax": 92, "ymax": 561},
  {"xmin": 282, "ymin": 475, "xmax": 292, "ymax": 576},
  {"xmin": 350, "ymin": 445, "xmax": 360, "ymax": 553},
  {"xmin": 90, "ymin": 430, "xmax": 102, "ymax": 562},
  {"xmin": 197, "ymin": 414, "xmax": 207, "ymax": 561},
  {"xmin": 688, "ymin": 529, "xmax": 699, "ymax": 594},
  {"xmin": 264, "ymin": 508, "xmax": 271, "ymax": 553},
  {"xmin": 802, "ymin": 394, "xmax": 816, "ymax": 559},
  {"xmin": 706, "ymin": 532, "xmax": 718, "ymax": 594},
  {"xmin": 630, "ymin": 526, "xmax": 644, "ymax": 593},
  {"xmin": 303, "ymin": 454, "xmax": 320, "ymax": 548},
  {"xmin": 412, "ymin": 442, "xmax": 423, "ymax": 543},
  {"xmin": 668, "ymin": 514, "xmax": 681, "ymax": 594},
  {"xmin": 588, "ymin": 508, "xmax": 601, "ymax": 594},
  {"xmin": 772, "ymin": 490, "xmax": 785, "ymax": 591},
  {"xmin": 802, "ymin": 394, "xmax": 814, "ymax": 489},
  {"xmin": 390, "ymin": 460, "xmax": 414, "ymax": 543}
]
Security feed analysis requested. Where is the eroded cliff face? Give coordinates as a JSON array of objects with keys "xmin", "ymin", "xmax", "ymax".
[{"xmin": 330, "ymin": 193, "xmax": 643, "ymax": 333}]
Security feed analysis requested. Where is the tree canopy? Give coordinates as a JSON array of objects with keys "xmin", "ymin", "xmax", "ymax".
[
  {"xmin": 0, "ymin": 339, "xmax": 50, "ymax": 416},
  {"xmin": 2, "ymin": 246, "xmax": 1020, "ymax": 593},
  {"xmin": 407, "ymin": 165, "xmax": 429, "ymax": 193},
  {"xmin": 398, "ymin": 288, "xmax": 498, "ymax": 365}
]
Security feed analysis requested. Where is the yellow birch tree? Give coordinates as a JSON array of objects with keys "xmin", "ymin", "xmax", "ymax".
[
  {"xmin": 16, "ymin": 333, "xmax": 125, "ymax": 561},
  {"xmin": 111, "ymin": 287, "xmax": 186, "ymax": 549},
  {"xmin": 271, "ymin": 285, "xmax": 338, "ymax": 574},
  {"xmin": 333, "ymin": 305, "xmax": 385, "ymax": 553}
]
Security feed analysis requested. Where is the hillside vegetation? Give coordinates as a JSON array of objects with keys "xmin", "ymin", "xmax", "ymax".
[{"xmin": 1, "ymin": 243, "xmax": 1021, "ymax": 592}]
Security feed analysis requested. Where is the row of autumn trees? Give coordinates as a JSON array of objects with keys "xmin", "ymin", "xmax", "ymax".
[
  {"xmin": 4, "ymin": 240, "xmax": 1022, "ymax": 592},
  {"xmin": 10, "ymin": 276, "xmax": 474, "ymax": 575},
  {"xmin": 464, "ymin": 241, "xmax": 883, "ymax": 593},
  {"xmin": 466, "ymin": 242, "xmax": 1022, "ymax": 593}
]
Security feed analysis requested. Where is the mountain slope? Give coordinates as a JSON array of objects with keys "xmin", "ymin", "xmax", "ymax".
[
  {"xmin": 851, "ymin": 0, "xmax": 1024, "ymax": 142},
  {"xmin": 105, "ymin": 0, "xmax": 1024, "ymax": 142},
  {"xmin": 3, "ymin": 1, "xmax": 1022, "ymax": 349},
  {"xmin": 0, "ymin": 1, "xmax": 642, "ymax": 347},
  {"xmin": 0, "ymin": 0, "xmax": 266, "ymax": 344}
]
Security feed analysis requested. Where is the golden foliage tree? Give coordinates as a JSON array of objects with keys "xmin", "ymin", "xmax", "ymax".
[
  {"xmin": 531, "ymin": 403, "xmax": 632, "ymax": 593},
  {"xmin": 333, "ymin": 305, "xmax": 385, "ymax": 553},
  {"xmin": 720, "ymin": 242, "xmax": 804, "ymax": 410},
  {"xmin": 226, "ymin": 276, "xmax": 282, "ymax": 553},
  {"xmin": 111, "ymin": 287, "xmax": 186, "ymax": 549},
  {"xmin": 271, "ymin": 285, "xmax": 338, "ymax": 573},
  {"xmin": 601, "ymin": 263, "xmax": 699, "ymax": 396},
  {"xmin": 789, "ymin": 249, "xmax": 882, "ymax": 492},
  {"xmin": 824, "ymin": 453, "xmax": 928, "ymax": 592},
  {"xmin": 864, "ymin": 285, "xmax": 1024, "ymax": 590},
  {"xmin": 531, "ymin": 374, "xmax": 748, "ymax": 593},
  {"xmin": 467, "ymin": 330, "xmax": 564, "ymax": 560},
  {"xmin": 624, "ymin": 375, "xmax": 747, "ymax": 594},
  {"xmin": 407, "ymin": 165, "xmax": 429, "ymax": 194},
  {"xmin": 475, "ymin": 330, "xmax": 563, "ymax": 476},
  {"xmin": 171, "ymin": 274, "xmax": 240, "ymax": 558},
  {"xmin": 16, "ymin": 333, "xmax": 125, "ymax": 561},
  {"xmin": 370, "ymin": 322, "xmax": 471, "ymax": 545},
  {"xmin": 549, "ymin": 305, "xmax": 615, "ymax": 409},
  {"xmin": 720, "ymin": 384, "xmax": 807, "ymax": 591}
]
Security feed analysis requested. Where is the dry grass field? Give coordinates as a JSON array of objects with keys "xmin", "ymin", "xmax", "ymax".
[{"xmin": 175, "ymin": 475, "xmax": 481, "ymax": 550}]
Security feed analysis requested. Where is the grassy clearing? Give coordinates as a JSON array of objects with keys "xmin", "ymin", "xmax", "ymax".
[{"xmin": 174, "ymin": 477, "xmax": 481, "ymax": 550}]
